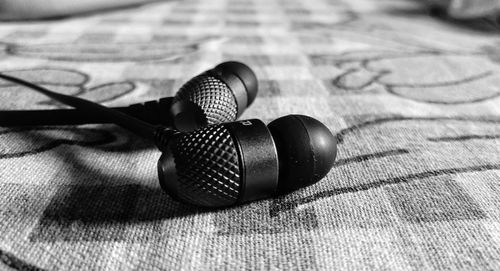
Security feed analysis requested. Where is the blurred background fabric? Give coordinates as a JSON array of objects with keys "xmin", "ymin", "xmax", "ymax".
[
  {"xmin": 0, "ymin": 0, "xmax": 500, "ymax": 270},
  {"xmin": 425, "ymin": 0, "xmax": 500, "ymax": 18},
  {"xmin": 1, "ymin": 0, "xmax": 500, "ymax": 20},
  {"xmin": 0, "ymin": 0, "xmax": 162, "ymax": 20}
]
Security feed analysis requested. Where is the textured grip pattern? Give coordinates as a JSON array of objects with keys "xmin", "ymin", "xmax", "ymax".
[
  {"xmin": 172, "ymin": 124, "xmax": 241, "ymax": 207},
  {"xmin": 174, "ymin": 74, "xmax": 238, "ymax": 125}
]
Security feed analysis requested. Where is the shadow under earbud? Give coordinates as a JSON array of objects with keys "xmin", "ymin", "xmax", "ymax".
[
  {"xmin": 30, "ymin": 184, "xmax": 203, "ymax": 242},
  {"xmin": 1, "ymin": 126, "xmax": 205, "ymax": 242}
]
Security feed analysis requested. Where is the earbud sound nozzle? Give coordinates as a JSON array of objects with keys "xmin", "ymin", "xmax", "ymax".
[
  {"xmin": 215, "ymin": 61, "xmax": 258, "ymax": 106},
  {"xmin": 268, "ymin": 115, "xmax": 337, "ymax": 194}
]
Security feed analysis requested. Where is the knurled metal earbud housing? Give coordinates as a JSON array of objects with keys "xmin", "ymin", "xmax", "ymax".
[
  {"xmin": 157, "ymin": 119, "xmax": 278, "ymax": 207},
  {"xmin": 157, "ymin": 115, "xmax": 337, "ymax": 208}
]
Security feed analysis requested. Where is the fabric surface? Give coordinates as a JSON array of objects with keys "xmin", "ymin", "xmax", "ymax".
[
  {"xmin": 425, "ymin": 0, "xmax": 500, "ymax": 18},
  {"xmin": 1, "ymin": 0, "xmax": 500, "ymax": 270}
]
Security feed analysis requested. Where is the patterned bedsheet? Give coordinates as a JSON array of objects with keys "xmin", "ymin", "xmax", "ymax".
[{"xmin": 0, "ymin": 0, "xmax": 500, "ymax": 270}]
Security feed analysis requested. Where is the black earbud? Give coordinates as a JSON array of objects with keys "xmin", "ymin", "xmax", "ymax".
[
  {"xmin": 0, "ymin": 61, "xmax": 258, "ymax": 132},
  {"xmin": 0, "ymin": 67, "xmax": 337, "ymax": 208},
  {"xmin": 174, "ymin": 61, "xmax": 258, "ymax": 125},
  {"xmin": 157, "ymin": 115, "xmax": 337, "ymax": 207}
]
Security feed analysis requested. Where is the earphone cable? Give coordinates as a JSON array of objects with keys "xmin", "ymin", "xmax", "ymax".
[{"xmin": 0, "ymin": 73, "xmax": 157, "ymax": 141}]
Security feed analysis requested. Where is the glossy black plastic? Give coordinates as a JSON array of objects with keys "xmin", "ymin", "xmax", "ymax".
[
  {"xmin": 224, "ymin": 119, "xmax": 278, "ymax": 203},
  {"xmin": 215, "ymin": 61, "xmax": 258, "ymax": 106},
  {"xmin": 268, "ymin": 115, "xmax": 337, "ymax": 194}
]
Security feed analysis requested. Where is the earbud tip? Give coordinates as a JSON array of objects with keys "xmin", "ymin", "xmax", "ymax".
[
  {"xmin": 216, "ymin": 61, "xmax": 258, "ymax": 106},
  {"xmin": 268, "ymin": 115, "xmax": 337, "ymax": 194}
]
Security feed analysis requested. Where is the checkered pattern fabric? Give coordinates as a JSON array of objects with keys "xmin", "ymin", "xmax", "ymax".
[{"xmin": 1, "ymin": 0, "xmax": 500, "ymax": 270}]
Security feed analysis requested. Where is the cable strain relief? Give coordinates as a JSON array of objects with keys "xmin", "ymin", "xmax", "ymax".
[
  {"xmin": 127, "ymin": 97, "xmax": 175, "ymax": 126},
  {"xmin": 154, "ymin": 127, "xmax": 181, "ymax": 151}
]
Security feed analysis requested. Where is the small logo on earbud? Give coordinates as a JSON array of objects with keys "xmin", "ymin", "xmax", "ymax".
[{"xmin": 240, "ymin": 120, "xmax": 252, "ymax": 126}]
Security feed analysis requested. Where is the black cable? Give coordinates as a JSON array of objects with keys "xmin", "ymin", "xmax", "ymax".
[
  {"xmin": 0, "ymin": 108, "xmax": 132, "ymax": 126},
  {"xmin": 0, "ymin": 73, "xmax": 157, "ymax": 141},
  {"xmin": 0, "ymin": 98, "xmax": 176, "ymax": 126}
]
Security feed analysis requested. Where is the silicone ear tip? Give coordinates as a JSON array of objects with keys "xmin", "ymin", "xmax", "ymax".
[
  {"xmin": 268, "ymin": 115, "xmax": 337, "ymax": 194},
  {"xmin": 296, "ymin": 115, "xmax": 337, "ymax": 181},
  {"xmin": 216, "ymin": 61, "xmax": 258, "ymax": 106}
]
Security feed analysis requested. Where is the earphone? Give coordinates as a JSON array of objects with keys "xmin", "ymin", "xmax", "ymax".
[
  {"xmin": 0, "ymin": 62, "xmax": 337, "ymax": 207},
  {"xmin": 0, "ymin": 61, "xmax": 258, "ymax": 132},
  {"xmin": 158, "ymin": 115, "xmax": 337, "ymax": 207}
]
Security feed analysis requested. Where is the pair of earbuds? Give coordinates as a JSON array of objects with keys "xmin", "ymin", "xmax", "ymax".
[{"xmin": 0, "ymin": 62, "xmax": 337, "ymax": 208}]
